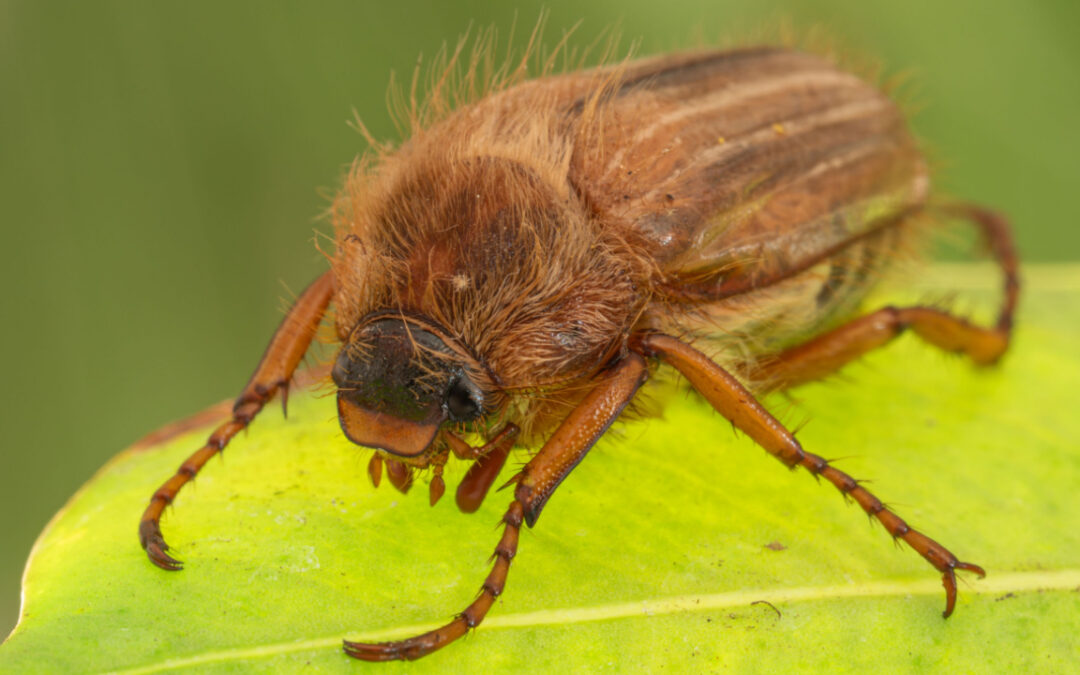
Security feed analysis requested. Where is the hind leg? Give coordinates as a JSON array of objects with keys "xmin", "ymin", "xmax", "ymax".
[{"xmin": 752, "ymin": 204, "xmax": 1018, "ymax": 391}]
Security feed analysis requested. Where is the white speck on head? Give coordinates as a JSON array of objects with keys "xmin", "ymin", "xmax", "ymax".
[
  {"xmin": 452, "ymin": 274, "xmax": 470, "ymax": 291},
  {"xmin": 912, "ymin": 171, "xmax": 930, "ymax": 202}
]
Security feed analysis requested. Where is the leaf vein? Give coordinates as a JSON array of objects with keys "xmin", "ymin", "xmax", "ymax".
[{"xmin": 104, "ymin": 568, "xmax": 1080, "ymax": 675}]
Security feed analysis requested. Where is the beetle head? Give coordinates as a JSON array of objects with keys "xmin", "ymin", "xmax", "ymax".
[{"xmin": 331, "ymin": 312, "xmax": 490, "ymax": 463}]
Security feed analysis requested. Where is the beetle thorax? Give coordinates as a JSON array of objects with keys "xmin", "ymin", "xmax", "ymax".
[{"xmin": 333, "ymin": 154, "xmax": 646, "ymax": 416}]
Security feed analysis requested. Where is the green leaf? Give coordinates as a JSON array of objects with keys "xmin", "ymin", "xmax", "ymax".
[{"xmin": 2, "ymin": 265, "xmax": 1078, "ymax": 673}]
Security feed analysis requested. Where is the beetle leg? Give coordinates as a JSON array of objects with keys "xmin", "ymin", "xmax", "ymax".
[
  {"xmin": 344, "ymin": 356, "xmax": 647, "ymax": 661},
  {"xmin": 750, "ymin": 304, "xmax": 1007, "ymax": 391},
  {"xmin": 941, "ymin": 203, "xmax": 1019, "ymax": 336},
  {"xmin": 751, "ymin": 205, "xmax": 1018, "ymax": 391},
  {"xmin": 448, "ymin": 424, "xmax": 520, "ymax": 513},
  {"xmin": 633, "ymin": 333, "xmax": 984, "ymax": 618},
  {"xmin": 138, "ymin": 271, "xmax": 335, "ymax": 571}
]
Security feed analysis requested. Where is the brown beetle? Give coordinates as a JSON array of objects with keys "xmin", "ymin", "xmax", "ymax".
[{"xmin": 139, "ymin": 42, "xmax": 1017, "ymax": 661}]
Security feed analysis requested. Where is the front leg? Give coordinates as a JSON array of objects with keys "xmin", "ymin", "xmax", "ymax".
[
  {"xmin": 139, "ymin": 272, "xmax": 335, "ymax": 570},
  {"xmin": 633, "ymin": 332, "xmax": 984, "ymax": 618},
  {"xmin": 344, "ymin": 355, "xmax": 647, "ymax": 661}
]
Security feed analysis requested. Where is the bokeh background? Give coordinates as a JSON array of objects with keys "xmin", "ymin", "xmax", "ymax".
[{"xmin": 2, "ymin": 0, "xmax": 1078, "ymax": 640}]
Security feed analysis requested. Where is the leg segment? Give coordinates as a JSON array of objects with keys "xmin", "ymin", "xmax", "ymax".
[
  {"xmin": 752, "ymin": 204, "xmax": 1019, "ymax": 391},
  {"xmin": 942, "ymin": 202, "xmax": 1019, "ymax": 335},
  {"xmin": 633, "ymin": 333, "xmax": 984, "ymax": 618},
  {"xmin": 139, "ymin": 271, "xmax": 335, "ymax": 570},
  {"xmin": 344, "ymin": 355, "xmax": 647, "ymax": 661},
  {"xmin": 343, "ymin": 501, "xmax": 524, "ymax": 662},
  {"xmin": 753, "ymin": 305, "xmax": 1008, "ymax": 391}
]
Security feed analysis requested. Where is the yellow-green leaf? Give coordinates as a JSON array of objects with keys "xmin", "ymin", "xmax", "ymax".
[{"xmin": 2, "ymin": 265, "xmax": 1078, "ymax": 673}]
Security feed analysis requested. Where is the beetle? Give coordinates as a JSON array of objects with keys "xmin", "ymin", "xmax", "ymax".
[{"xmin": 139, "ymin": 41, "xmax": 1018, "ymax": 661}]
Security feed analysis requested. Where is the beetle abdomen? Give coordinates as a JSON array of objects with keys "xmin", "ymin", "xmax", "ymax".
[
  {"xmin": 571, "ymin": 47, "xmax": 927, "ymax": 295},
  {"xmin": 650, "ymin": 222, "xmax": 910, "ymax": 373}
]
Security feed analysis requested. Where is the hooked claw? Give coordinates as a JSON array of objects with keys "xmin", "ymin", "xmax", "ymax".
[
  {"xmin": 343, "ymin": 621, "xmax": 466, "ymax": 662},
  {"xmin": 941, "ymin": 560, "xmax": 986, "ymax": 618},
  {"xmin": 139, "ymin": 520, "xmax": 183, "ymax": 571}
]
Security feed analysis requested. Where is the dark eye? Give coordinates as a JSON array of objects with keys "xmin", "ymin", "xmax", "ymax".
[{"xmin": 445, "ymin": 376, "xmax": 482, "ymax": 422}]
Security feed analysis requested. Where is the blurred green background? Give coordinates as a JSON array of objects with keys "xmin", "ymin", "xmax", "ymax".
[{"xmin": 1, "ymin": 0, "xmax": 1078, "ymax": 642}]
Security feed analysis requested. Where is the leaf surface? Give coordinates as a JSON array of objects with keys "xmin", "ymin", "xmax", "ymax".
[{"xmin": 2, "ymin": 265, "xmax": 1078, "ymax": 673}]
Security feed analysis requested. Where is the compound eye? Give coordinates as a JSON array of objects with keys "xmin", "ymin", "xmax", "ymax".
[{"xmin": 445, "ymin": 376, "xmax": 482, "ymax": 422}]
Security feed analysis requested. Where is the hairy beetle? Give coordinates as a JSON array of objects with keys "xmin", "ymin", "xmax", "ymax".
[{"xmin": 140, "ymin": 39, "xmax": 1017, "ymax": 661}]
